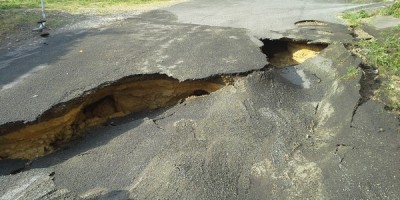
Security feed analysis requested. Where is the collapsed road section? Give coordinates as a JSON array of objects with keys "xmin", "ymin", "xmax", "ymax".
[
  {"xmin": 0, "ymin": 17, "xmax": 357, "ymax": 160},
  {"xmin": 0, "ymin": 36, "xmax": 329, "ymax": 160},
  {"xmin": 0, "ymin": 11, "xmax": 270, "ymax": 160},
  {"xmin": 0, "ymin": 35, "xmax": 333, "ymax": 160},
  {"xmin": 0, "ymin": 75, "xmax": 229, "ymax": 159},
  {"xmin": 1, "ymin": 9, "xmax": 400, "ymax": 199},
  {"xmin": 261, "ymin": 39, "xmax": 327, "ymax": 68}
]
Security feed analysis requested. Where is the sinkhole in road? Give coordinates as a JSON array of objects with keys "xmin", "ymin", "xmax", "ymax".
[
  {"xmin": 0, "ymin": 75, "xmax": 230, "ymax": 160},
  {"xmin": 261, "ymin": 39, "xmax": 328, "ymax": 67},
  {"xmin": 0, "ymin": 39, "xmax": 327, "ymax": 161}
]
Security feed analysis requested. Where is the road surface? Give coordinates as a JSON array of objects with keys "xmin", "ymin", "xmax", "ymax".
[{"xmin": 1, "ymin": 0, "xmax": 399, "ymax": 199}]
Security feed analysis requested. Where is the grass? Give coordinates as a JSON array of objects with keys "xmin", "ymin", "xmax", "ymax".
[
  {"xmin": 341, "ymin": 10, "xmax": 371, "ymax": 26},
  {"xmin": 380, "ymin": 1, "xmax": 400, "ymax": 17},
  {"xmin": 341, "ymin": 2, "xmax": 400, "ymax": 25},
  {"xmin": 0, "ymin": 0, "xmax": 170, "ymax": 10},
  {"xmin": 342, "ymin": 66, "xmax": 360, "ymax": 80},
  {"xmin": 0, "ymin": 0, "xmax": 171, "ymax": 14},
  {"xmin": 341, "ymin": 2, "xmax": 400, "ymax": 110},
  {"xmin": 357, "ymin": 26, "xmax": 400, "ymax": 109},
  {"xmin": 0, "ymin": 9, "xmax": 70, "ymax": 40}
]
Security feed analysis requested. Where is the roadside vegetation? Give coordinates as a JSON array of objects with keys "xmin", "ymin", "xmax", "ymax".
[
  {"xmin": 341, "ymin": 2, "xmax": 400, "ymax": 110},
  {"xmin": 358, "ymin": 26, "xmax": 400, "ymax": 110},
  {"xmin": 341, "ymin": 1, "xmax": 400, "ymax": 25},
  {"xmin": 0, "ymin": 0, "xmax": 169, "ymax": 10},
  {"xmin": 342, "ymin": 66, "xmax": 361, "ymax": 80},
  {"xmin": 341, "ymin": 10, "xmax": 371, "ymax": 26},
  {"xmin": 0, "ymin": 9, "xmax": 69, "ymax": 42}
]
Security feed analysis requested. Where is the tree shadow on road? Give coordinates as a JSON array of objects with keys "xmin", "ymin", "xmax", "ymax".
[{"xmin": 0, "ymin": 28, "xmax": 90, "ymax": 90}]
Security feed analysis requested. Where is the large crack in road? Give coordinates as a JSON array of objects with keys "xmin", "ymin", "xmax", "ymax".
[
  {"xmin": 1, "ymin": 8, "xmax": 399, "ymax": 200},
  {"xmin": 0, "ymin": 75, "xmax": 229, "ymax": 159},
  {"xmin": 0, "ymin": 38, "xmax": 328, "ymax": 160}
]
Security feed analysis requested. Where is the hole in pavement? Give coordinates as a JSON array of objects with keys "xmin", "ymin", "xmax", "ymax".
[
  {"xmin": 190, "ymin": 90, "xmax": 210, "ymax": 97},
  {"xmin": 0, "ymin": 74, "xmax": 230, "ymax": 160},
  {"xmin": 0, "ymin": 38, "xmax": 327, "ymax": 160},
  {"xmin": 261, "ymin": 39, "xmax": 328, "ymax": 68},
  {"xmin": 294, "ymin": 20, "xmax": 328, "ymax": 27}
]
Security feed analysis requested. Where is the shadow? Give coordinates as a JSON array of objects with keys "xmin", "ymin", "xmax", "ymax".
[
  {"xmin": 275, "ymin": 66, "xmax": 308, "ymax": 89},
  {"xmin": 0, "ymin": 15, "xmax": 95, "ymax": 176},
  {"xmin": 0, "ymin": 10, "xmax": 90, "ymax": 89},
  {"xmin": 0, "ymin": 10, "xmax": 183, "ymax": 174},
  {"xmin": 137, "ymin": 9, "xmax": 178, "ymax": 22},
  {"xmin": 0, "ymin": 9, "xmax": 183, "ymax": 98},
  {"xmin": 97, "ymin": 190, "xmax": 131, "ymax": 200},
  {"xmin": 29, "ymin": 106, "xmax": 172, "ymax": 169},
  {"xmin": 0, "ymin": 10, "xmax": 179, "ymax": 89},
  {"xmin": 0, "ymin": 105, "xmax": 173, "ymax": 176},
  {"xmin": 0, "ymin": 26, "xmax": 90, "ymax": 90},
  {"xmin": 357, "ymin": 63, "xmax": 381, "ymax": 110},
  {"xmin": 0, "ymin": 159, "xmax": 27, "ymax": 175}
]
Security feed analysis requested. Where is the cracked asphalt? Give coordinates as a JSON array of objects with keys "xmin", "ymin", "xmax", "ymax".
[
  {"xmin": 1, "ymin": 0, "xmax": 399, "ymax": 199},
  {"xmin": 0, "ymin": 12, "xmax": 265, "ymax": 125},
  {"xmin": 163, "ymin": 0, "xmax": 378, "ymax": 38}
]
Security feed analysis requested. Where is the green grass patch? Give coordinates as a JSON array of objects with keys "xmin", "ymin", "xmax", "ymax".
[
  {"xmin": 380, "ymin": 2, "xmax": 400, "ymax": 18},
  {"xmin": 0, "ymin": 10, "xmax": 39, "ymax": 40},
  {"xmin": 341, "ymin": 2, "xmax": 400, "ymax": 110},
  {"xmin": 357, "ymin": 26, "xmax": 400, "ymax": 109},
  {"xmin": 341, "ymin": 2, "xmax": 400, "ymax": 26},
  {"xmin": 341, "ymin": 10, "xmax": 372, "ymax": 26},
  {"xmin": 0, "ymin": 0, "xmax": 169, "ymax": 10},
  {"xmin": 0, "ymin": 9, "xmax": 72, "ymax": 42},
  {"xmin": 342, "ymin": 66, "xmax": 360, "ymax": 80}
]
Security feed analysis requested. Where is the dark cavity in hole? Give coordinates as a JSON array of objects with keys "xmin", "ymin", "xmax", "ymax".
[{"xmin": 191, "ymin": 90, "xmax": 210, "ymax": 97}]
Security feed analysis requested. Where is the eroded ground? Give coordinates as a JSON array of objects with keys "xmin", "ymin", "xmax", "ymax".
[
  {"xmin": 0, "ymin": 75, "xmax": 228, "ymax": 159},
  {"xmin": 0, "ymin": 2, "xmax": 399, "ymax": 200}
]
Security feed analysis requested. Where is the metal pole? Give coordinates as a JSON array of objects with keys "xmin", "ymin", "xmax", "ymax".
[
  {"xmin": 41, "ymin": 0, "xmax": 46, "ymax": 20},
  {"xmin": 33, "ymin": 0, "xmax": 49, "ymax": 35}
]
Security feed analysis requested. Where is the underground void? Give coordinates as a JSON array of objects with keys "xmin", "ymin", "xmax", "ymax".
[
  {"xmin": 0, "ymin": 39, "xmax": 326, "ymax": 160},
  {"xmin": 261, "ymin": 39, "xmax": 328, "ymax": 68},
  {"xmin": 0, "ymin": 75, "xmax": 230, "ymax": 160}
]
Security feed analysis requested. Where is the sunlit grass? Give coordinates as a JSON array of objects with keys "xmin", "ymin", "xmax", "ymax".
[
  {"xmin": 380, "ymin": 1, "xmax": 400, "ymax": 18},
  {"xmin": 341, "ymin": 2, "xmax": 400, "ymax": 110},
  {"xmin": 0, "ymin": 9, "xmax": 74, "ymax": 42},
  {"xmin": 341, "ymin": 10, "xmax": 371, "ymax": 26},
  {"xmin": 357, "ymin": 26, "xmax": 400, "ymax": 109},
  {"xmin": 0, "ymin": 0, "xmax": 170, "ymax": 9},
  {"xmin": 341, "ymin": 2, "xmax": 400, "ymax": 25}
]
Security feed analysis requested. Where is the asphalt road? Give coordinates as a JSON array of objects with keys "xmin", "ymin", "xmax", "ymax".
[
  {"xmin": 0, "ymin": 0, "xmax": 383, "ymax": 125},
  {"xmin": 164, "ymin": 0, "xmax": 370, "ymax": 38},
  {"xmin": 0, "ymin": 12, "xmax": 266, "ymax": 125},
  {"xmin": 1, "ymin": 0, "xmax": 399, "ymax": 199}
]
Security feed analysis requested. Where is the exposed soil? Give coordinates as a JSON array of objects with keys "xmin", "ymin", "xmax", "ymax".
[
  {"xmin": 0, "ymin": 75, "xmax": 228, "ymax": 160},
  {"xmin": 261, "ymin": 39, "xmax": 327, "ymax": 68},
  {"xmin": 0, "ymin": 36, "xmax": 329, "ymax": 160}
]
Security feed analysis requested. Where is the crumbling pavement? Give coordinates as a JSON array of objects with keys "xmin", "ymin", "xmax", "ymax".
[{"xmin": 0, "ymin": 7, "xmax": 399, "ymax": 200}]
